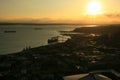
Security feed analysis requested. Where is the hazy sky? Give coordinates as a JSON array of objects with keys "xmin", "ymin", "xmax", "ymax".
[{"xmin": 0, "ymin": 0, "xmax": 120, "ymax": 24}]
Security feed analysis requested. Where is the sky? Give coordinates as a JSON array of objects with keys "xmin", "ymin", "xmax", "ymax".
[{"xmin": 0, "ymin": 0, "xmax": 120, "ymax": 24}]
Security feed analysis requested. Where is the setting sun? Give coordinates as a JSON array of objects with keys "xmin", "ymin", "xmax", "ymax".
[
  {"xmin": 87, "ymin": 0, "xmax": 102, "ymax": 15},
  {"xmin": 0, "ymin": 0, "xmax": 120, "ymax": 24}
]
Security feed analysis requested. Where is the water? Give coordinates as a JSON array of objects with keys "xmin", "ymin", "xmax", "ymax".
[{"xmin": 0, "ymin": 24, "xmax": 80, "ymax": 55}]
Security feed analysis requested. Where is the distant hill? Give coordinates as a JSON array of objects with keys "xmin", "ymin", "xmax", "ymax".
[
  {"xmin": 73, "ymin": 25, "xmax": 120, "ymax": 34},
  {"xmin": 0, "ymin": 22, "xmax": 82, "ymax": 25}
]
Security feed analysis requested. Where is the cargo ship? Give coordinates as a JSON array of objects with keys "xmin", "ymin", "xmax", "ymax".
[{"xmin": 4, "ymin": 30, "xmax": 16, "ymax": 33}]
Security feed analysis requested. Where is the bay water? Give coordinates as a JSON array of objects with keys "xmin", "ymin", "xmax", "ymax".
[{"xmin": 0, "ymin": 25, "xmax": 79, "ymax": 55}]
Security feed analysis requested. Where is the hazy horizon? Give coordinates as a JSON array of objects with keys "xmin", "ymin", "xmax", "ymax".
[{"xmin": 0, "ymin": 0, "xmax": 120, "ymax": 24}]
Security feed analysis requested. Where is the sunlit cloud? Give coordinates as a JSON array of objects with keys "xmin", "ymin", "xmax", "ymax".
[{"xmin": 105, "ymin": 14, "xmax": 120, "ymax": 18}]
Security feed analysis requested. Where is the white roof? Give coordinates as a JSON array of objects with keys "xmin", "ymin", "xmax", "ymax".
[
  {"xmin": 64, "ymin": 74, "xmax": 88, "ymax": 80},
  {"xmin": 64, "ymin": 74, "xmax": 111, "ymax": 80}
]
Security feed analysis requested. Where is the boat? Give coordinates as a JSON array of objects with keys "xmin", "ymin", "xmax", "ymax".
[
  {"xmin": 48, "ymin": 36, "xmax": 59, "ymax": 44},
  {"xmin": 34, "ymin": 28, "xmax": 43, "ymax": 30},
  {"xmin": 4, "ymin": 30, "xmax": 16, "ymax": 33},
  {"xmin": 48, "ymin": 36, "xmax": 70, "ymax": 44}
]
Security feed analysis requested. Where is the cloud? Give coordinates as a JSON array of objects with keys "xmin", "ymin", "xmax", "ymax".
[{"xmin": 105, "ymin": 14, "xmax": 120, "ymax": 18}]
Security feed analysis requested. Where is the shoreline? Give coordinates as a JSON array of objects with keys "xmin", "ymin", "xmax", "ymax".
[{"xmin": 0, "ymin": 25, "xmax": 120, "ymax": 79}]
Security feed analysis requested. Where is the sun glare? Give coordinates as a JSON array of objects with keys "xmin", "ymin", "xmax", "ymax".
[{"xmin": 87, "ymin": 0, "xmax": 102, "ymax": 15}]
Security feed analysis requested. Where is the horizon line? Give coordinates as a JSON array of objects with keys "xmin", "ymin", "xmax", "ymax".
[{"xmin": 0, "ymin": 22, "xmax": 120, "ymax": 25}]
